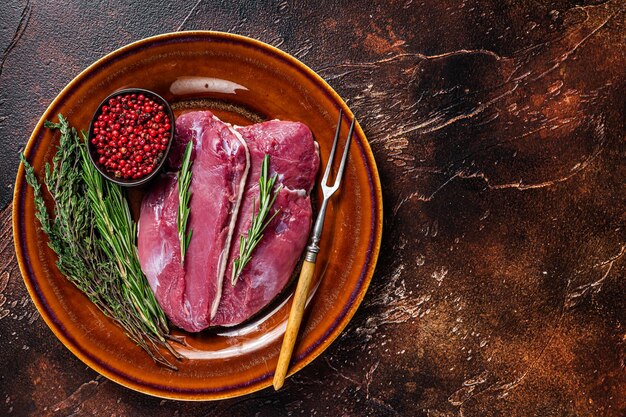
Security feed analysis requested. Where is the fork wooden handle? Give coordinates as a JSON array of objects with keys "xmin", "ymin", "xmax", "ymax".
[{"xmin": 273, "ymin": 259, "xmax": 316, "ymax": 390}]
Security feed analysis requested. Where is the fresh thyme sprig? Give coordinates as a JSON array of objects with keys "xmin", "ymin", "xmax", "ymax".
[
  {"xmin": 20, "ymin": 115, "xmax": 182, "ymax": 369},
  {"xmin": 177, "ymin": 140, "xmax": 193, "ymax": 265},
  {"xmin": 231, "ymin": 154, "xmax": 281, "ymax": 285}
]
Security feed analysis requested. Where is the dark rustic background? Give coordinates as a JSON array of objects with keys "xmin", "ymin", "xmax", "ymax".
[{"xmin": 1, "ymin": 0, "xmax": 624, "ymax": 416}]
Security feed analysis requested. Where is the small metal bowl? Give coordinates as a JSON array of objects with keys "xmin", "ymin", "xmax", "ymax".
[{"xmin": 87, "ymin": 88, "xmax": 174, "ymax": 187}]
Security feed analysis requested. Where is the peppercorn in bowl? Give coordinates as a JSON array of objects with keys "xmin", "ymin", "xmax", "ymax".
[{"xmin": 88, "ymin": 88, "xmax": 174, "ymax": 186}]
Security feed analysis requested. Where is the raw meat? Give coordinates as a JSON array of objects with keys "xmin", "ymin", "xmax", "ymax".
[
  {"xmin": 236, "ymin": 121, "xmax": 319, "ymax": 192},
  {"xmin": 212, "ymin": 121, "xmax": 320, "ymax": 326},
  {"xmin": 138, "ymin": 111, "xmax": 249, "ymax": 332},
  {"xmin": 139, "ymin": 115, "xmax": 319, "ymax": 331},
  {"xmin": 136, "ymin": 173, "xmax": 188, "ymax": 327}
]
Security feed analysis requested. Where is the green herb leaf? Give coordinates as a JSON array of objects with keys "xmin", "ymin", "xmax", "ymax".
[
  {"xmin": 177, "ymin": 140, "xmax": 194, "ymax": 265},
  {"xmin": 20, "ymin": 115, "xmax": 183, "ymax": 369},
  {"xmin": 231, "ymin": 154, "xmax": 281, "ymax": 285}
]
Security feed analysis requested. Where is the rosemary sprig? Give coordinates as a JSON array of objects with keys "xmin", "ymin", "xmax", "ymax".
[
  {"xmin": 20, "ymin": 115, "xmax": 182, "ymax": 369},
  {"xmin": 79, "ymin": 132, "xmax": 170, "ymax": 337},
  {"xmin": 231, "ymin": 154, "xmax": 281, "ymax": 285},
  {"xmin": 177, "ymin": 140, "xmax": 193, "ymax": 265}
]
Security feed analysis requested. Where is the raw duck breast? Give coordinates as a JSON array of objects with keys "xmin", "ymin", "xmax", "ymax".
[
  {"xmin": 212, "ymin": 120, "xmax": 320, "ymax": 327},
  {"xmin": 138, "ymin": 111, "xmax": 249, "ymax": 332}
]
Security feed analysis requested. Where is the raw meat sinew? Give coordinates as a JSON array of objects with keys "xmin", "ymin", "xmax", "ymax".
[{"xmin": 138, "ymin": 113, "xmax": 320, "ymax": 331}]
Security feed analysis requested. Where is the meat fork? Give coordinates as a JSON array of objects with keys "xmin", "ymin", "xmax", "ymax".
[{"xmin": 273, "ymin": 110, "xmax": 355, "ymax": 390}]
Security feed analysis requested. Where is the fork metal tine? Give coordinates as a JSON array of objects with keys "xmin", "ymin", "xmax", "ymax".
[
  {"xmin": 309, "ymin": 110, "xmax": 354, "ymax": 254},
  {"xmin": 322, "ymin": 108, "xmax": 342, "ymax": 187},
  {"xmin": 328, "ymin": 117, "xmax": 354, "ymax": 192}
]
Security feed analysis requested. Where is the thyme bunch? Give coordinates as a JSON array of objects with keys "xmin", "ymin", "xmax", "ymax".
[{"xmin": 21, "ymin": 115, "xmax": 182, "ymax": 369}]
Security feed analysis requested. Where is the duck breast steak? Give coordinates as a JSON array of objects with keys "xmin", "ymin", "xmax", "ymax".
[
  {"xmin": 138, "ymin": 111, "xmax": 249, "ymax": 332},
  {"xmin": 212, "ymin": 120, "xmax": 320, "ymax": 326}
]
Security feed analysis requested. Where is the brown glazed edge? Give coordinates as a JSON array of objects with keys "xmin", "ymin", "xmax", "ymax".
[{"xmin": 13, "ymin": 31, "xmax": 383, "ymax": 400}]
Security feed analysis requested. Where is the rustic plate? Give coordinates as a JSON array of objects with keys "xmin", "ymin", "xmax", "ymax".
[{"xmin": 13, "ymin": 31, "xmax": 382, "ymax": 400}]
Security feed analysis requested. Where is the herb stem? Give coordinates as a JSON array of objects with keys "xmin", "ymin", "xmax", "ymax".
[
  {"xmin": 177, "ymin": 140, "xmax": 194, "ymax": 265},
  {"xmin": 231, "ymin": 154, "xmax": 281, "ymax": 285}
]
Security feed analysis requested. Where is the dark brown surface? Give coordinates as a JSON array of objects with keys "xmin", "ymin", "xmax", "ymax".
[{"xmin": 1, "ymin": 0, "xmax": 624, "ymax": 415}]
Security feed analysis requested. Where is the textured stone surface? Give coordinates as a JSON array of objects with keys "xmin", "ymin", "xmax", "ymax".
[{"xmin": 1, "ymin": 0, "xmax": 624, "ymax": 416}]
